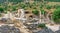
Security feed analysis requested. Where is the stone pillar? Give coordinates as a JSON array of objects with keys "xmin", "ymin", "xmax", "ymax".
[{"xmin": 17, "ymin": 9, "xmax": 21, "ymax": 18}]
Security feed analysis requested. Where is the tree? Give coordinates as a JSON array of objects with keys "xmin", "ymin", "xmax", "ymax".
[
  {"xmin": 52, "ymin": 8, "xmax": 60, "ymax": 24},
  {"xmin": 0, "ymin": 7, "xmax": 4, "ymax": 13},
  {"xmin": 34, "ymin": 0, "xmax": 44, "ymax": 2},
  {"xmin": 32, "ymin": 9, "xmax": 39, "ymax": 15},
  {"xmin": 40, "ymin": 4, "xmax": 44, "ymax": 9},
  {"xmin": 46, "ymin": 5, "xmax": 52, "ymax": 9},
  {"xmin": 40, "ymin": 9, "xmax": 46, "ymax": 15},
  {"xmin": 54, "ymin": 5, "xmax": 60, "ymax": 9},
  {"xmin": 12, "ymin": 6, "xmax": 17, "ymax": 11}
]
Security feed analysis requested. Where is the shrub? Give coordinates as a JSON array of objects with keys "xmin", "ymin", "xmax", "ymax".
[
  {"xmin": 40, "ymin": 4, "xmax": 44, "ymax": 9},
  {"xmin": 0, "ymin": 7, "xmax": 4, "ymax": 13},
  {"xmin": 0, "ymin": 14, "xmax": 2, "ymax": 17},
  {"xmin": 40, "ymin": 9, "xmax": 46, "ymax": 15},
  {"xmin": 12, "ymin": 6, "xmax": 17, "ymax": 11},
  {"xmin": 34, "ymin": 0, "xmax": 42, "ymax": 1},
  {"xmin": 54, "ymin": 5, "xmax": 60, "ymax": 9},
  {"xmin": 38, "ymin": 23, "xmax": 46, "ymax": 28},
  {"xmin": 52, "ymin": 8, "xmax": 60, "ymax": 24},
  {"xmin": 46, "ymin": 5, "xmax": 52, "ymax": 9},
  {"xmin": 20, "ymin": 3, "xmax": 26, "ymax": 9},
  {"xmin": 32, "ymin": 9, "xmax": 39, "ymax": 15}
]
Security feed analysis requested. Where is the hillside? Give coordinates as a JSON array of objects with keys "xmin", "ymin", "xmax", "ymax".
[
  {"xmin": 0, "ymin": 0, "xmax": 60, "ymax": 3},
  {"xmin": 0, "ymin": 0, "xmax": 60, "ymax": 33}
]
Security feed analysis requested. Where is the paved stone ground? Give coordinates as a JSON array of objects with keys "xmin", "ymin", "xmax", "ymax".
[{"xmin": 0, "ymin": 25, "xmax": 20, "ymax": 33}]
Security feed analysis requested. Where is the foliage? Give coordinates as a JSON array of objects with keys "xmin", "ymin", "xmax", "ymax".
[
  {"xmin": 32, "ymin": 9, "xmax": 39, "ymax": 15},
  {"xmin": 46, "ymin": 5, "xmax": 52, "ymax": 9},
  {"xmin": 34, "ymin": 0, "xmax": 41, "ymax": 1},
  {"xmin": 0, "ymin": 14, "xmax": 2, "ymax": 17},
  {"xmin": 40, "ymin": 4, "xmax": 44, "ymax": 9},
  {"xmin": 0, "ymin": 7, "xmax": 4, "ymax": 13},
  {"xmin": 38, "ymin": 23, "xmax": 46, "ymax": 28},
  {"xmin": 40, "ymin": 9, "xmax": 46, "ymax": 15},
  {"xmin": 52, "ymin": 8, "xmax": 60, "ymax": 24},
  {"xmin": 8, "ymin": 0, "xmax": 24, "ymax": 2},
  {"xmin": 11, "ymin": 6, "xmax": 17, "ymax": 11},
  {"xmin": 54, "ymin": 5, "xmax": 60, "ymax": 9},
  {"xmin": 45, "ymin": 0, "xmax": 60, "ymax": 2}
]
